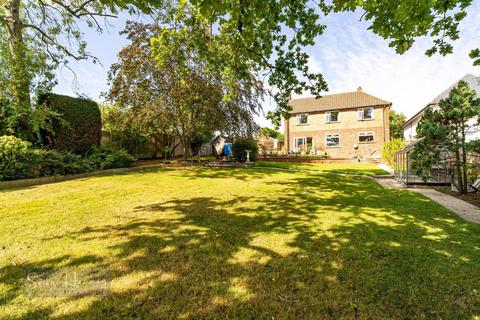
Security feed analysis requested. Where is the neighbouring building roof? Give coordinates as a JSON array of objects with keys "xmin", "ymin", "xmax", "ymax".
[
  {"xmin": 403, "ymin": 74, "xmax": 480, "ymax": 128},
  {"xmin": 288, "ymin": 88, "xmax": 391, "ymax": 114}
]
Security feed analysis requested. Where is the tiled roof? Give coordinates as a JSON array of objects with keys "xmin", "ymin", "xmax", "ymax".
[
  {"xmin": 289, "ymin": 89, "xmax": 391, "ymax": 114},
  {"xmin": 403, "ymin": 74, "xmax": 480, "ymax": 127},
  {"xmin": 430, "ymin": 73, "xmax": 480, "ymax": 104}
]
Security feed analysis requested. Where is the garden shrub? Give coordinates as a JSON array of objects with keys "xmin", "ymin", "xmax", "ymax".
[
  {"xmin": 0, "ymin": 135, "xmax": 31, "ymax": 180},
  {"xmin": 0, "ymin": 136, "xmax": 135, "ymax": 181},
  {"xmin": 232, "ymin": 137, "xmax": 259, "ymax": 162},
  {"xmin": 86, "ymin": 146, "xmax": 136, "ymax": 169},
  {"xmin": 382, "ymin": 138, "xmax": 407, "ymax": 166},
  {"xmin": 39, "ymin": 93, "xmax": 102, "ymax": 154}
]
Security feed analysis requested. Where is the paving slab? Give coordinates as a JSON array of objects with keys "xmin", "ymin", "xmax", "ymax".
[{"xmin": 374, "ymin": 178, "xmax": 405, "ymax": 189}]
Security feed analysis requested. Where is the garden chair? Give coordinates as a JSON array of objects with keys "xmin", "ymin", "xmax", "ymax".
[{"xmin": 470, "ymin": 179, "xmax": 480, "ymax": 192}]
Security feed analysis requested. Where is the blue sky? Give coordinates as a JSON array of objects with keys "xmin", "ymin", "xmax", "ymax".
[{"xmin": 54, "ymin": 1, "xmax": 480, "ymax": 128}]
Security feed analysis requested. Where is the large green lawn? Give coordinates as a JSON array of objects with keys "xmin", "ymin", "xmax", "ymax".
[{"xmin": 1, "ymin": 166, "xmax": 480, "ymax": 319}]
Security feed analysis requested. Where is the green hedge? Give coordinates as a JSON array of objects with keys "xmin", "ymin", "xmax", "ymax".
[
  {"xmin": 0, "ymin": 136, "xmax": 135, "ymax": 181},
  {"xmin": 39, "ymin": 94, "xmax": 102, "ymax": 154},
  {"xmin": 232, "ymin": 137, "xmax": 259, "ymax": 162}
]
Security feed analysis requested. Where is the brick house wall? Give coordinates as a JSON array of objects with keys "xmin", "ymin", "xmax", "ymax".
[{"xmin": 285, "ymin": 105, "xmax": 390, "ymax": 159}]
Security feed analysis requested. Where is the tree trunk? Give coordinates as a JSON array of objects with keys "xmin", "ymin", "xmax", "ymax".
[
  {"xmin": 461, "ymin": 126, "xmax": 469, "ymax": 194},
  {"xmin": 454, "ymin": 150, "xmax": 464, "ymax": 193},
  {"xmin": 3, "ymin": 0, "xmax": 33, "ymax": 136},
  {"xmin": 152, "ymin": 138, "xmax": 158, "ymax": 159},
  {"xmin": 180, "ymin": 136, "xmax": 190, "ymax": 161}
]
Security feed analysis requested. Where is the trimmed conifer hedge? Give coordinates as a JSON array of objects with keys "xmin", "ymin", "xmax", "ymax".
[{"xmin": 40, "ymin": 94, "xmax": 101, "ymax": 154}]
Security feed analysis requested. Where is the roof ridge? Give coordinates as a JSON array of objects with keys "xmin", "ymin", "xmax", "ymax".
[
  {"xmin": 290, "ymin": 90, "xmax": 390, "ymax": 104},
  {"xmin": 357, "ymin": 91, "xmax": 390, "ymax": 104},
  {"xmin": 292, "ymin": 90, "xmax": 369, "ymax": 99}
]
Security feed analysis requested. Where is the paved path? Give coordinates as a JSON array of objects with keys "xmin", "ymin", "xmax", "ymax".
[
  {"xmin": 374, "ymin": 178, "xmax": 405, "ymax": 189},
  {"xmin": 410, "ymin": 188, "xmax": 480, "ymax": 224},
  {"xmin": 373, "ymin": 177, "xmax": 480, "ymax": 224}
]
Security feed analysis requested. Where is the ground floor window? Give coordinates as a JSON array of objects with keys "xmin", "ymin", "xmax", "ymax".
[
  {"xmin": 359, "ymin": 132, "xmax": 374, "ymax": 143},
  {"xmin": 326, "ymin": 134, "xmax": 340, "ymax": 147},
  {"xmin": 294, "ymin": 137, "xmax": 313, "ymax": 152}
]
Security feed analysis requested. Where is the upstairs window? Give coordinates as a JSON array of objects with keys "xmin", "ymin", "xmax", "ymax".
[
  {"xmin": 326, "ymin": 134, "xmax": 340, "ymax": 147},
  {"xmin": 325, "ymin": 111, "xmax": 339, "ymax": 122},
  {"xmin": 295, "ymin": 113, "xmax": 309, "ymax": 125},
  {"xmin": 358, "ymin": 107, "xmax": 374, "ymax": 120},
  {"xmin": 474, "ymin": 77, "xmax": 480, "ymax": 85},
  {"xmin": 359, "ymin": 132, "xmax": 374, "ymax": 143}
]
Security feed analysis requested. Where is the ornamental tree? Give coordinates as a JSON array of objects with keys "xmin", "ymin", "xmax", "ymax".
[
  {"xmin": 106, "ymin": 22, "xmax": 260, "ymax": 160},
  {"xmin": 389, "ymin": 110, "xmax": 406, "ymax": 140},
  {"xmin": 411, "ymin": 81, "xmax": 480, "ymax": 193}
]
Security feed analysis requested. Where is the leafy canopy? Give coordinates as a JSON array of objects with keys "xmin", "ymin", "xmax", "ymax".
[
  {"xmin": 107, "ymin": 21, "xmax": 260, "ymax": 159},
  {"xmin": 389, "ymin": 110, "xmax": 406, "ymax": 140},
  {"xmin": 151, "ymin": 0, "xmax": 478, "ymax": 126}
]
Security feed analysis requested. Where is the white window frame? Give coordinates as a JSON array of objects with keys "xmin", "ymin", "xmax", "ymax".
[
  {"xmin": 358, "ymin": 131, "xmax": 375, "ymax": 143},
  {"xmin": 294, "ymin": 136, "xmax": 314, "ymax": 152},
  {"xmin": 357, "ymin": 107, "xmax": 374, "ymax": 120},
  {"xmin": 325, "ymin": 110, "xmax": 339, "ymax": 123},
  {"xmin": 295, "ymin": 113, "xmax": 309, "ymax": 125},
  {"xmin": 325, "ymin": 133, "xmax": 340, "ymax": 148}
]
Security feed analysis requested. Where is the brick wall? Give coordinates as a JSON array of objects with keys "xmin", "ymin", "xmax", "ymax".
[{"xmin": 285, "ymin": 105, "xmax": 390, "ymax": 159}]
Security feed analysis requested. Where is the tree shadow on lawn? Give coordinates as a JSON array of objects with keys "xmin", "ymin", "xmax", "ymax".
[{"xmin": 2, "ymin": 171, "xmax": 480, "ymax": 319}]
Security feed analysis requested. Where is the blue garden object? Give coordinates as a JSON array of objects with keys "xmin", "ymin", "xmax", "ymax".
[{"xmin": 222, "ymin": 143, "xmax": 232, "ymax": 157}]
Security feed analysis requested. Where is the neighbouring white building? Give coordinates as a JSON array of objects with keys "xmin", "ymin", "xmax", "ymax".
[{"xmin": 402, "ymin": 74, "xmax": 480, "ymax": 141}]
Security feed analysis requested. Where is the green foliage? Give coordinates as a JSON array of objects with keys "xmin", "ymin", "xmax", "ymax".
[
  {"xmin": 389, "ymin": 110, "xmax": 406, "ymax": 140},
  {"xmin": 0, "ymin": 1, "xmax": 158, "ymax": 142},
  {"xmin": 382, "ymin": 138, "xmax": 407, "ymax": 166},
  {"xmin": 0, "ymin": 135, "xmax": 31, "ymax": 180},
  {"xmin": 150, "ymin": 0, "xmax": 478, "ymax": 126},
  {"xmin": 0, "ymin": 135, "xmax": 135, "ymax": 181},
  {"xmin": 0, "ymin": 135, "xmax": 90, "ymax": 180},
  {"xmin": 466, "ymin": 139, "xmax": 480, "ymax": 153},
  {"xmin": 108, "ymin": 22, "xmax": 257, "ymax": 160},
  {"xmin": 86, "ymin": 146, "xmax": 136, "ymax": 169},
  {"xmin": 40, "ymin": 94, "xmax": 102, "ymax": 154},
  {"xmin": 102, "ymin": 104, "xmax": 149, "ymax": 156},
  {"xmin": 259, "ymin": 127, "xmax": 284, "ymax": 141},
  {"xmin": 411, "ymin": 81, "xmax": 480, "ymax": 193},
  {"xmin": 191, "ymin": 132, "xmax": 214, "ymax": 156},
  {"xmin": 151, "ymin": 2, "xmax": 326, "ymax": 126},
  {"xmin": 470, "ymin": 48, "xmax": 480, "ymax": 66},
  {"xmin": 232, "ymin": 137, "xmax": 259, "ymax": 162}
]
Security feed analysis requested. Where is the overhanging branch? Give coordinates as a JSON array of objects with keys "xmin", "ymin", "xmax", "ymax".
[{"xmin": 22, "ymin": 22, "xmax": 102, "ymax": 65}]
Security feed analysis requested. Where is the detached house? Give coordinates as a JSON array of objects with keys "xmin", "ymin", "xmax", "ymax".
[{"xmin": 284, "ymin": 87, "xmax": 391, "ymax": 160}]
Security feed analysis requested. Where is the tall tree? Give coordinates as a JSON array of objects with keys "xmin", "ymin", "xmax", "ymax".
[
  {"xmin": 107, "ymin": 22, "xmax": 260, "ymax": 160},
  {"xmin": 389, "ymin": 110, "xmax": 406, "ymax": 140},
  {"xmin": 0, "ymin": 0, "xmax": 158, "ymax": 139},
  {"xmin": 411, "ymin": 81, "xmax": 480, "ymax": 193}
]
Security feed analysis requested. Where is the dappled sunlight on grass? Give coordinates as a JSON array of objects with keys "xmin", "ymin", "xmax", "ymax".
[
  {"xmin": 1, "ymin": 166, "xmax": 480, "ymax": 318},
  {"xmin": 255, "ymin": 161, "xmax": 389, "ymax": 176}
]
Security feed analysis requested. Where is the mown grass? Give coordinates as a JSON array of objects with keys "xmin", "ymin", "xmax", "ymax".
[
  {"xmin": 1, "ymin": 166, "xmax": 480, "ymax": 319},
  {"xmin": 255, "ymin": 161, "xmax": 389, "ymax": 176}
]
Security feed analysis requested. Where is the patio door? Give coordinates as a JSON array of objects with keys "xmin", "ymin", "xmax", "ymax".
[{"xmin": 294, "ymin": 137, "xmax": 313, "ymax": 153}]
